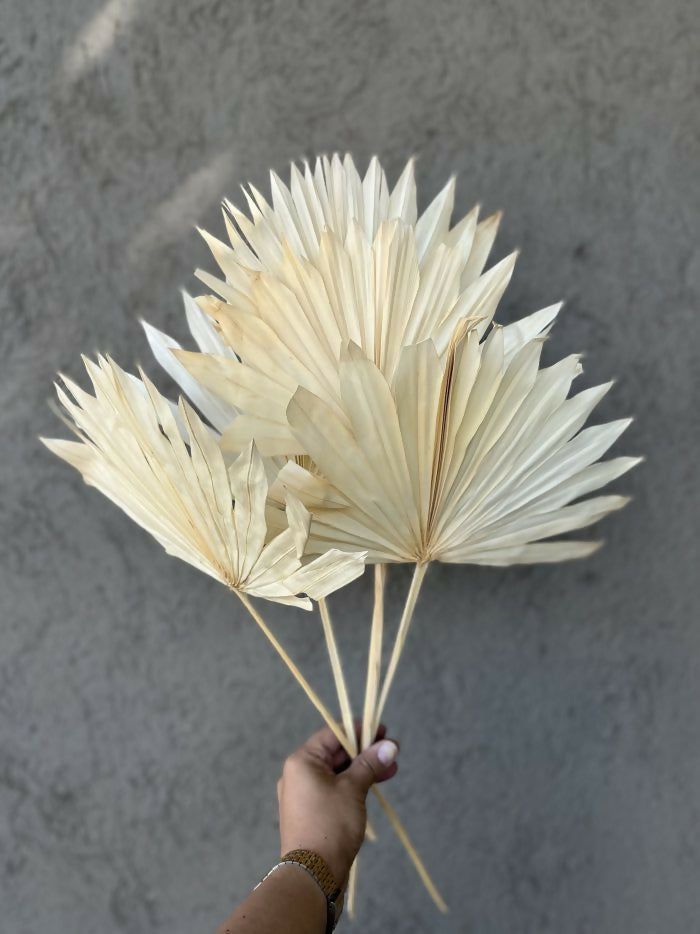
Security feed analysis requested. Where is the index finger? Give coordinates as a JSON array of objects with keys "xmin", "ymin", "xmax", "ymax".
[
  {"xmin": 300, "ymin": 723, "xmax": 345, "ymax": 765},
  {"xmin": 301, "ymin": 719, "xmax": 390, "ymax": 768}
]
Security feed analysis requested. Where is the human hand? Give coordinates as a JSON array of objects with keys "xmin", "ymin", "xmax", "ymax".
[{"xmin": 277, "ymin": 721, "xmax": 399, "ymax": 890}]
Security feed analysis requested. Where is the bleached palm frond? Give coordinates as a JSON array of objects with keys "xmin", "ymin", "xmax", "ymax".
[
  {"xmin": 167, "ymin": 155, "xmax": 532, "ymax": 455},
  {"xmin": 279, "ymin": 326, "xmax": 640, "ymax": 564},
  {"xmin": 40, "ymin": 355, "xmax": 365, "ymax": 607}
]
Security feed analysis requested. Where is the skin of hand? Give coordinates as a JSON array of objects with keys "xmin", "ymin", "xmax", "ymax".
[{"xmin": 277, "ymin": 720, "xmax": 400, "ymax": 891}]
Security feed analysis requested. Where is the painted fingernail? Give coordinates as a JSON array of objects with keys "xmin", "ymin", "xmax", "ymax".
[{"xmin": 377, "ymin": 740, "xmax": 398, "ymax": 766}]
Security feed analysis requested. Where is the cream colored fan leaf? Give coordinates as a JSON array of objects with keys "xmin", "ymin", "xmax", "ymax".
[
  {"xmin": 159, "ymin": 155, "xmax": 546, "ymax": 453},
  {"xmin": 41, "ymin": 355, "xmax": 365, "ymax": 607},
  {"xmin": 281, "ymin": 322, "xmax": 640, "ymax": 565}
]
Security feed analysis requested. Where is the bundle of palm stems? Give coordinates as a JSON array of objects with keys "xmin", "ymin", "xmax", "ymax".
[{"xmin": 43, "ymin": 154, "xmax": 640, "ymax": 917}]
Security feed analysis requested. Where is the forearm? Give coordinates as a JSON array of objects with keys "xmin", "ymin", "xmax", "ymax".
[{"xmin": 216, "ymin": 863, "xmax": 327, "ymax": 934}]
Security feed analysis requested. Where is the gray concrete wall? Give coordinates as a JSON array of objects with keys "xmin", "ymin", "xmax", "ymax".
[{"xmin": 2, "ymin": 1, "xmax": 699, "ymax": 931}]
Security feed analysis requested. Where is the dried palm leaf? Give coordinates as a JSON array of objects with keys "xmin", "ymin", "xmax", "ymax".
[
  {"xmin": 281, "ymin": 329, "xmax": 639, "ymax": 566},
  {"xmin": 40, "ymin": 354, "xmax": 364, "ymax": 607},
  {"xmin": 151, "ymin": 154, "xmax": 524, "ymax": 455},
  {"xmin": 281, "ymin": 322, "xmax": 640, "ymax": 723}
]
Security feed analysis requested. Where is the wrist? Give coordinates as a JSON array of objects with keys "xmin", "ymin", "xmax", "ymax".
[
  {"xmin": 276, "ymin": 861, "xmax": 329, "ymax": 907},
  {"xmin": 277, "ymin": 850, "xmax": 345, "ymax": 931},
  {"xmin": 254, "ymin": 862, "xmax": 328, "ymax": 932}
]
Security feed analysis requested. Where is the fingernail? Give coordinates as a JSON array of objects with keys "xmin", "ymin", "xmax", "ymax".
[{"xmin": 377, "ymin": 740, "xmax": 398, "ymax": 766}]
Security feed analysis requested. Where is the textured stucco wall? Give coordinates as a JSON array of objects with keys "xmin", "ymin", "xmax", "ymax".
[{"xmin": 2, "ymin": 1, "xmax": 699, "ymax": 932}]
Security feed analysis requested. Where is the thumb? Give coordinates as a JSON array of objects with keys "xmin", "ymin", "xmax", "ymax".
[{"xmin": 344, "ymin": 739, "xmax": 399, "ymax": 794}]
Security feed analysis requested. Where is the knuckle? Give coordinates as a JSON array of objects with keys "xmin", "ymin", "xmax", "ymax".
[{"xmin": 283, "ymin": 751, "xmax": 303, "ymax": 775}]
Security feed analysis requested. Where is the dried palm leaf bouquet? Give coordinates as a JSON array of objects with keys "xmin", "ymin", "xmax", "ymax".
[{"xmin": 42, "ymin": 154, "xmax": 640, "ymax": 916}]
